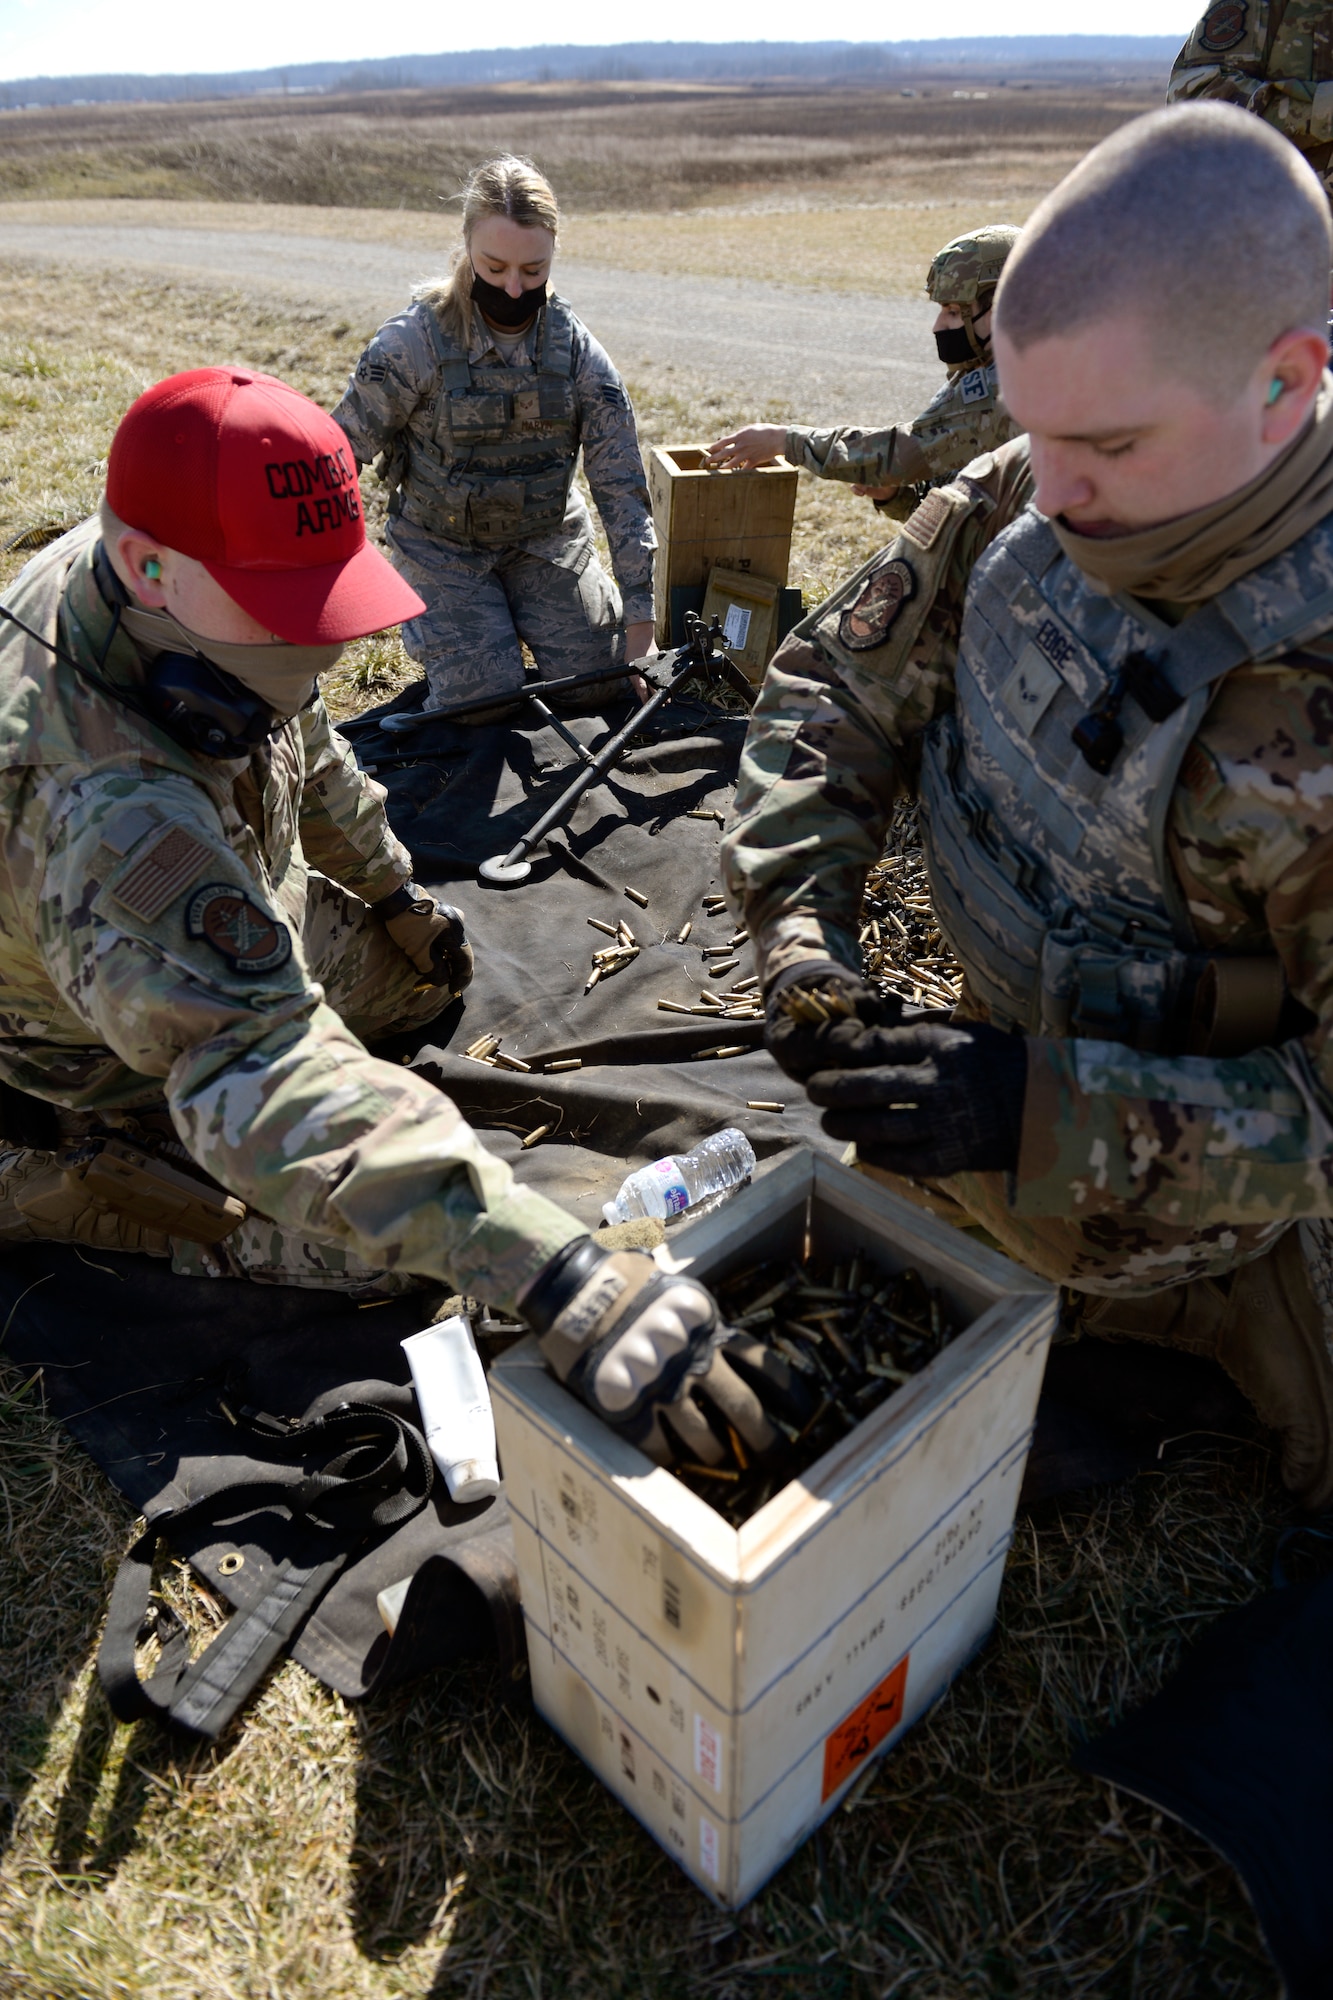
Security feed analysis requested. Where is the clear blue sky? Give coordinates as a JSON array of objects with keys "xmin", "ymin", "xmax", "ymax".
[{"xmin": 0, "ymin": 1, "xmax": 1194, "ymax": 83}]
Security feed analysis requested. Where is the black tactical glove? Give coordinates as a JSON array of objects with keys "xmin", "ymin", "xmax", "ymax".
[
  {"xmin": 805, "ymin": 1020, "xmax": 1028, "ymax": 1178},
  {"xmin": 376, "ymin": 881, "xmax": 474, "ymax": 996},
  {"xmin": 764, "ymin": 962, "xmax": 905, "ymax": 1083},
  {"xmin": 519, "ymin": 1239, "xmax": 806, "ymax": 1466}
]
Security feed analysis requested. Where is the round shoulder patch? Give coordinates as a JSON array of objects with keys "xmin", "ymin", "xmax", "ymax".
[
  {"xmin": 1199, "ymin": 0, "xmax": 1247, "ymax": 51},
  {"xmin": 186, "ymin": 884, "xmax": 293, "ymax": 973},
  {"xmin": 837, "ymin": 558, "xmax": 917, "ymax": 652}
]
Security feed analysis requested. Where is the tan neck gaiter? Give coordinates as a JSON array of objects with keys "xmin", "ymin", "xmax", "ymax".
[
  {"xmin": 1051, "ymin": 374, "xmax": 1333, "ymax": 603},
  {"xmin": 120, "ymin": 604, "xmax": 343, "ymax": 718}
]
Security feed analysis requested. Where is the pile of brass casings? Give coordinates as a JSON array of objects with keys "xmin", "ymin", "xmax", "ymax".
[
  {"xmin": 672, "ymin": 1246, "xmax": 956, "ymax": 1526},
  {"xmin": 861, "ymin": 800, "xmax": 962, "ymax": 1012}
]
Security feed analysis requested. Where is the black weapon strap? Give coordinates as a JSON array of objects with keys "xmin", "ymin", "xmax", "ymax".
[{"xmin": 98, "ymin": 1400, "xmax": 433, "ymax": 1740}]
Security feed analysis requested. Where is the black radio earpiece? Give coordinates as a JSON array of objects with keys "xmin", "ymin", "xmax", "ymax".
[
  {"xmin": 3, "ymin": 542, "xmax": 277, "ymax": 759},
  {"xmin": 142, "ymin": 651, "xmax": 278, "ymax": 760},
  {"xmin": 90, "ymin": 540, "xmax": 277, "ymax": 758}
]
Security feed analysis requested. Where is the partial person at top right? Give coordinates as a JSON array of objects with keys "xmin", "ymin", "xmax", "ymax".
[
  {"xmin": 705, "ymin": 224, "xmax": 1020, "ymax": 521},
  {"xmin": 1169, "ymin": 0, "xmax": 1333, "ymax": 210}
]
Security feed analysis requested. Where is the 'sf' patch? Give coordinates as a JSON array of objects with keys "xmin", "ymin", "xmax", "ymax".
[{"xmin": 838, "ymin": 559, "xmax": 916, "ymax": 651}]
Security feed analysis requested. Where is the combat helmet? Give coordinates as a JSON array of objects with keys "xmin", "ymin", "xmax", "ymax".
[{"xmin": 926, "ymin": 223, "xmax": 1022, "ymax": 362}]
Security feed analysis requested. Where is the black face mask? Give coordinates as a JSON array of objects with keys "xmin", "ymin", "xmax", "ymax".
[
  {"xmin": 935, "ymin": 323, "xmax": 980, "ymax": 366},
  {"xmin": 471, "ymin": 271, "xmax": 547, "ymax": 328}
]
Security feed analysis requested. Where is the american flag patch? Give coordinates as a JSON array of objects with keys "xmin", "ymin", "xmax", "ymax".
[{"xmin": 111, "ymin": 826, "xmax": 213, "ymax": 921}]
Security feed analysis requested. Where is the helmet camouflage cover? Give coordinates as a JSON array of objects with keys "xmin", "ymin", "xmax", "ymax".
[{"xmin": 926, "ymin": 223, "xmax": 1023, "ymax": 306}]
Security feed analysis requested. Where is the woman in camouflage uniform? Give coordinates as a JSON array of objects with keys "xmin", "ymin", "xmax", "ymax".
[{"xmin": 333, "ymin": 156, "xmax": 656, "ymax": 712}]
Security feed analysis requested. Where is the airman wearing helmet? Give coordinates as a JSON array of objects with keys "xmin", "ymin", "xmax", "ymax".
[{"xmin": 707, "ymin": 223, "xmax": 1022, "ymax": 518}]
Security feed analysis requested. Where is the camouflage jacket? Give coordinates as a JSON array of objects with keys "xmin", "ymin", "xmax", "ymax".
[
  {"xmin": 333, "ymin": 296, "xmax": 656, "ymax": 626},
  {"xmin": 722, "ymin": 441, "xmax": 1333, "ymax": 1286},
  {"xmin": 0, "ymin": 523, "xmax": 583, "ymax": 1306},
  {"xmin": 784, "ymin": 359, "xmax": 1015, "ymax": 495},
  {"xmin": 1168, "ymin": 0, "xmax": 1333, "ymax": 201}
]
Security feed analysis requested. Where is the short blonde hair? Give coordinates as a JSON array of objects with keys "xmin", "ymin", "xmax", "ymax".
[
  {"xmin": 996, "ymin": 104, "xmax": 1332, "ymax": 399},
  {"xmin": 419, "ymin": 155, "xmax": 560, "ymax": 344}
]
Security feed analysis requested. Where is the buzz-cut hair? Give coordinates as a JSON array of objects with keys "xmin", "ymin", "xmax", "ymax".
[{"xmin": 994, "ymin": 103, "xmax": 1332, "ymax": 398}]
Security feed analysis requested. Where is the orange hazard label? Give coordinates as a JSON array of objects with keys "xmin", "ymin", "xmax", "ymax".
[{"xmin": 821, "ymin": 1654, "xmax": 909, "ymax": 1800}]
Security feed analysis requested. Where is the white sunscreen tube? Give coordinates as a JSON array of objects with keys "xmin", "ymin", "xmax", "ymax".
[{"xmin": 401, "ymin": 1315, "xmax": 500, "ymax": 1503}]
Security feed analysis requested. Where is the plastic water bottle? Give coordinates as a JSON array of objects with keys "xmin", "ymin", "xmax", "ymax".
[{"xmin": 602, "ymin": 1129, "xmax": 757, "ymax": 1226}]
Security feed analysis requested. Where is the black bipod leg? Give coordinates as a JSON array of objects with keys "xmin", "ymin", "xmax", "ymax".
[{"xmin": 524, "ymin": 693, "xmax": 599, "ymax": 768}]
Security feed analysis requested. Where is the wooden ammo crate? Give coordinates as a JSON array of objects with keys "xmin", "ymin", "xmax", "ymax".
[
  {"xmin": 491, "ymin": 1150, "xmax": 1056, "ymax": 1908},
  {"xmin": 647, "ymin": 445, "xmax": 798, "ymax": 651}
]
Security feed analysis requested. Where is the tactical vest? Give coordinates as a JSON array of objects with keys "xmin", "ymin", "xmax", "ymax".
[
  {"xmin": 396, "ymin": 295, "xmax": 580, "ymax": 549},
  {"xmin": 918, "ymin": 507, "xmax": 1333, "ymax": 1053}
]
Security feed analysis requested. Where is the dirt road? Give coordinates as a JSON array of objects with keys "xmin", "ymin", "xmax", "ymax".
[{"xmin": 0, "ymin": 213, "xmax": 939, "ymax": 423}]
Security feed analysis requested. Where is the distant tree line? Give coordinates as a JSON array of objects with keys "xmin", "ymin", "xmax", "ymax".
[{"xmin": 0, "ymin": 36, "xmax": 1184, "ymax": 110}]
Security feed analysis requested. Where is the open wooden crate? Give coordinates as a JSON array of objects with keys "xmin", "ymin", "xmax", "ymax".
[
  {"xmin": 491, "ymin": 1150, "xmax": 1056, "ymax": 1907},
  {"xmin": 646, "ymin": 444, "xmax": 798, "ymax": 654}
]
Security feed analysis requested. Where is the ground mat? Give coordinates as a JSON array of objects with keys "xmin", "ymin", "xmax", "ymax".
[
  {"xmin": 346, "ymin": 682, "xmax": 837, "ymax": 1221},
  {"xmin": 1017, "ymin": 1338, "xmax": 1258, "ymax": 1507},
  {"xmin": 1077, "ymin": 1567, "xmax": 1333, "ymax": 2000}
]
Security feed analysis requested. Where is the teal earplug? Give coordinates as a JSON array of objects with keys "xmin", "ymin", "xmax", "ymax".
[
  {"xmin": 144, "ymin": 557, "xmax": 162, "ymax": 580},
  {"xmin": 1267, "ymin": 378, "xmax": 1285, "ymax": 406}
]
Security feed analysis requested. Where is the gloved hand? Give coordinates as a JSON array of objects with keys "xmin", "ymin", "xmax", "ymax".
[
  {"xmin": 518, "ymin": 1239, "xmax": 808, "ymax": 1466},
  {"xmin": 764, "ymin": 961, "xmax": 904, "ymax": 1083},
  {"xmin": 376, "ymin": 881, "xmax": 474, "ymax": 995},
  {"xmin": 805, "ymin": 1019, "xmax": 1028, "ymax": 1178}
]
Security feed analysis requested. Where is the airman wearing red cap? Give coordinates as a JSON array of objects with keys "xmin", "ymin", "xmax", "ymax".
[{"xmin": 0, "ymin": 368, "xmax": 764, "ymax": 1470}]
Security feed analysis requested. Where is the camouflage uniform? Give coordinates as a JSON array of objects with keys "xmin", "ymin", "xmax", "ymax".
[
  {"xmin": 333, "ymin": 294, "xmax": 655, "ymax": 708},
  {"xmin": 784, "ymin": 361, "xmax": 1010, "ymax": 504},
  {"xmin": 1168, "ymin": 0, "xmax": 1333, "ymax": 207},
  {"xmin": 0, "ymin": 520, "xmax": 584, "ymax": 1302},
  {"xmin": 783, "ymin": 226, "xmax": 1020, "ymax": 518},
  {"xmin": 721, "ymin": 436, "xmax": 1333, "ymax": 1295}
]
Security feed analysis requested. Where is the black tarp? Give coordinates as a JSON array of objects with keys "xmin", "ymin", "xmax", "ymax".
[
  {"xmin": 348, "ymin": 683, "xmax": 833, "ymax": 1216},
  {"xmin": 0, "ymin": 1245, "xmax": 521, "ymax": 1700}
]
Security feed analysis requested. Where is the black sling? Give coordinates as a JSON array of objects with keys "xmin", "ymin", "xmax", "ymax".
[{"xmin": 98, "ymin": 1399, "xmax": 433, "ymax": 1740}]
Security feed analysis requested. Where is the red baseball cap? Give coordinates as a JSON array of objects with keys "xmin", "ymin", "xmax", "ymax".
[{"xmin": 106, "ymin": 367, "xmax": 426, "ymax": 644}]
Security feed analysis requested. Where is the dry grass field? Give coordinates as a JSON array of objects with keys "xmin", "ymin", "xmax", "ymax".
[
  {"xmin": 0, "ymin": 76, "xmax": 1289, "ymax": 2000},
  {"xmin": 0, "ymin": 76, "xmax": 1159, "ymax": 215}
]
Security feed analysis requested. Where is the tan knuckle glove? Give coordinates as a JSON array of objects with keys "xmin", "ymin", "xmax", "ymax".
[
  {"xmin": 519, "ymin": 1241, "xmax": 726, "ymax": 1464},
  {"xmin": 377, "ymin": 881, "xmax": 475, "ymax": 994}
]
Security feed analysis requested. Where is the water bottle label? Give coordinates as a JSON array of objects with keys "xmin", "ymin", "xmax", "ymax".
[{"xmin": 651, "ymin": 1159, "xmax": 691, "ymax": 1215}]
